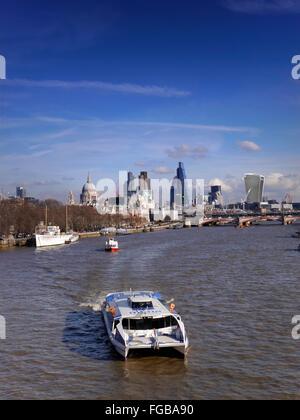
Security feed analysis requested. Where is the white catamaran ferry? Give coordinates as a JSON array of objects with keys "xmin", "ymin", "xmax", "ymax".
[{"xmin": 102, "ymin": 291, "xmax": 189, "ymax": 359}]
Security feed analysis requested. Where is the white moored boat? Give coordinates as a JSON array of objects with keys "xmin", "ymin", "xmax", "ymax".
[
  {"xmin": 35, "ymin": 205, "xmax": 79, "ymax": 248},
  {"xmin": 102, "ymin": 291, "xmax": 189, "ymax": 359},
  {"xmin": 35, "ymin": 225, "xmax": 66, "ymax": 247},
  {"xmin": 35, "ymin": 225, "xmax": 79, "ymax": 248},
  {"xmin": 105, "ymin": 237, "xmax": 119, "ymax": 252},
  {"xmin": 64, "ymin": 232, "xmax": 79, "ymax": 244}
]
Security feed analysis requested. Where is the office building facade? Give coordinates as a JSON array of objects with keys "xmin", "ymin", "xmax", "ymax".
[{"xmin": 244, "ymin": 173, "xmax": 265, "ymax": 204}]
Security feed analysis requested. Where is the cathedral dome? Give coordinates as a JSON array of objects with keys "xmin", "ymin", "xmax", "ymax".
[
  {"xmin": 80, "ymin": 172, "xmax": 98, "ymax": 206},
  {"xmin": 82, "ymin": 181, "xmax": 96, "ymax": 193}
]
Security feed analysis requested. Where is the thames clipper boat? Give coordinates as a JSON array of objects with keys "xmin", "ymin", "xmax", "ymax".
[
  {"xmin": 102, "ymin": 291, "xmax": 189, "ymax": 359},
  {"xmin": 105, "ymin": 237, "xmax": 119, "ymax": 252}
]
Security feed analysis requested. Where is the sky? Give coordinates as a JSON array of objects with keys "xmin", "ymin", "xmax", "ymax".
[{"xmin": 0, "ymin": 0, "xmax": 300, "ymax": 203}]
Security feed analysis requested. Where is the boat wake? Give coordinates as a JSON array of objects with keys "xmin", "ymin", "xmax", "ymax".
[{"xmin": 78, "ymin": 293, "xmax": 108, "ymax": 312}]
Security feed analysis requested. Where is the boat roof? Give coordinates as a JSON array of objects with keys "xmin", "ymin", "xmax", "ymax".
[{"xmin": 105, "ymin": 291, "xmax": 176, "ymax": 319}]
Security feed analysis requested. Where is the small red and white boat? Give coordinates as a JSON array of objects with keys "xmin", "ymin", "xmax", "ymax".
[{"xmin": 105, "ymin": 237, "xmax": 119, "ymax": 252}]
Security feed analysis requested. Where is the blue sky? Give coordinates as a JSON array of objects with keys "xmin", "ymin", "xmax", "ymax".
[{"xmin": 0, "ymin": 0, "xmax": 300, "ymax": 202}]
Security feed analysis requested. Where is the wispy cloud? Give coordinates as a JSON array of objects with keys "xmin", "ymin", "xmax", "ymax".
[
  {"xmin": 46, "ymin": 128, "xmax": 75, "ymax": 139},
  {"xmin": 152, "ymin": 166, "xmax": 173, "ymax": 175},
  {"xmin": 223, "ymin": 0, "xmax": 300, "ymax": 14},
  {"xmin": 32, "ymin": 179, "xmax": 61, "ymax": 186},
  {"xmin": 1, "ymin": 116, "xmax": 256, "ymax": 134},
  {"xmin": 135, "ymin": 161, "xmax": 147, "ymax": 167},
  {"xmin": 42, "ymin": 117, "xmax": 257, "ymax": 133},
  {"xmin": 237, "ymin": 140, "xmax": 262, "ymax": 152},
  {"xmin": 124, "ymin": 121, "xmax": 254, "ymax": 133},
  {"xmin": 2, "ymin": 79, "xmax": 191, "ymax": 98},
  {"xmin": 166, "ymin": 144, "xmax": 208, "ymax": 159},
  {"xmin": 0, "ymin": 149, "xmax": 52, "ymax": 162}
]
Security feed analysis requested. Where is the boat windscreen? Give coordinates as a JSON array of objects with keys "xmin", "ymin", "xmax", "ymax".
[
  {"xmin": 122, "ymin": 316, "xmax": 178, "ymax": 330},
  {"xmin": 131, "ymin": 301, "xmax": 153, "ymax": 309}
]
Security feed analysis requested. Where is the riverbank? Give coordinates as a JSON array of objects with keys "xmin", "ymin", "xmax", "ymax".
[
  {"xmin": 1, "ymin": 220, "xmax": 299, "ymax": 250},
  {"xmin": 0, "ymin": 223, "xmax": 174, "ymax": 249}
]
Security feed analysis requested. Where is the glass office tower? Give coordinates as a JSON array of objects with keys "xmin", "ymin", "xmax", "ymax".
[{"xmin": 244, "ymin": 173, "xmax": 265, "ymax": 203}]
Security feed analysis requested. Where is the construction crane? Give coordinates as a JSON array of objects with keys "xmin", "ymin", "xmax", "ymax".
[{"xmin": 282, "ymin": 193, "xmax": 293, "ymax": 204}]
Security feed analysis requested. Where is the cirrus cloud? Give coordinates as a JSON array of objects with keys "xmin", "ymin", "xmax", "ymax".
[
  {"xmin": 223, "ymin": 0, "xmax": 300, "ymax": 14},
  {"xmin": 2, "ymin": 78, "xmax": 190, "ymax": 98}
]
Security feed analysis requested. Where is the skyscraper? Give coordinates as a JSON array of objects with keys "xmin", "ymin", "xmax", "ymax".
[
  {"xmin": 138, "ymin": 171, "xmax": 150, "ymax": 191},
  {"xmin": 16, "ymin": 186, "xmax": 26, "ymax": 199},
  {"xmin": 244, "ymin": 173, "xmax": 265, "ymax": 204},
  {"xmin": 170, "ymin": 162, "xmax": 188, "ymax": 210},
  {"xmin": 208, "ymin": 185, "xmax": 223, "ymax": 206}
]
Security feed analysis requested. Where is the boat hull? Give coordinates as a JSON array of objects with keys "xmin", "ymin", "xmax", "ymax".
[
  {"xmin": 35, "ymin": 235, "xmax": 66, "ymax": 248},
  {"xmin": 35, "ymin": 233, "xmax": 79, "ymax": 247}
]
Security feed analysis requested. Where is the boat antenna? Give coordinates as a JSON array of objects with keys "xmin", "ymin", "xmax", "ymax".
[
  {"xmin": 66, "ymin": 204, "xmax": 68, "ymax": 233},
  {"xmin": 45, "ymin": 205, "xmax": 48, "ymax": 231}
]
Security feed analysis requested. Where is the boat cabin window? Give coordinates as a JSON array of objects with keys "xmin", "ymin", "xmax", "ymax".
[
  {"xmin": 122, "ymin": 316, "xmax": 177, "ymax": 330},
  {"xmin": 129, "ymin": 299, "xmax": 153, "ymax": 309}
]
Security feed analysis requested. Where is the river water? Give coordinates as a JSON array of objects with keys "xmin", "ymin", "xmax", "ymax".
[{"xmin": 0, "ymin": 225, "xmax": 300, "ymax": 400}]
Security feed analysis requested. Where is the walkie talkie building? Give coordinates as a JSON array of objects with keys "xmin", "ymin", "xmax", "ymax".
[{"xmin": 244, "ymin": 173, "xmax": 265, "ymax": 204}]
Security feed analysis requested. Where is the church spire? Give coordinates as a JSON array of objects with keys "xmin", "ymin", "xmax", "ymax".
[{"xmin": 87, "ymin": 172, "xmax": 91, "ymax": 183}]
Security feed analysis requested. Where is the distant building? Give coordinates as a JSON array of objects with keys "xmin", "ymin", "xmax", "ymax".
[
  {"xmin": 170, "ymin": 162, "xmax": 188, "ymax": 211},
  {"xmin": 99, "ymin": 196, "xmax": 126, "ymax": 215},
  {"xmin": 128, "ymin": 190, "xmax": 154, "ymax": 221},
  {"xmin": 67, "ymin": 191, "xmax": 75, "ymax": 205},
  {"xmin": 244, "ymin": 173, "xmax": 265, "ymax": 204},
  {"xmin": 80, "ymin": 173, "xmax": 98, "ymax": 206},
  {"xmin": 208, "ymin": 185, "xmax": 223, "ymax": 207},
  {"xmin": 152, "ymin": 209, "xmax": 179, "ymax": 222},
  {"xmin": 16, "ymin": 186, "xmax": 26, "ymax": 199},
  {"xmin": 138, "ymin": 171, "xmax": 151, "ymax": 191},
  {"xmin": 24, "ymin": 197, "xmax": 39, "ymax": 205},
  {"xmin": 127, "ymin": 171, "xmax": 137, "ymax": 203}
]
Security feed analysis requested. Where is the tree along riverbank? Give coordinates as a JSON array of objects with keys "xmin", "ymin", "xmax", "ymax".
[{"xmin": 0, "ymin": 199, "xmax": 146, "ymax": 238}]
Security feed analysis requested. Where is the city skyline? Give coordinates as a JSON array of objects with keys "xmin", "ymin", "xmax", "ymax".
[
  {"xmin": 7, "ymin": 165, "xmax": 295, "ymax": 209},
  {"xmin": 0, "ymin": 0, "xmax": 299, "ymax": 202}
]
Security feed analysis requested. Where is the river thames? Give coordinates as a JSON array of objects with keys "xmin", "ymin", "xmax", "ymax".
[{"xmin": 0, "ymin": 225, "xmax": 300, "ymax": 399}]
